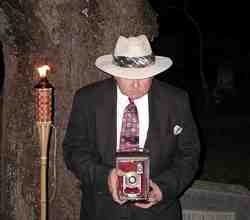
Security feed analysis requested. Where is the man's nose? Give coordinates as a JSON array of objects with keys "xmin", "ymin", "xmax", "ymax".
[{"xmin": 132, "ymin": 80, "xmax": 139, "ymax": 88}]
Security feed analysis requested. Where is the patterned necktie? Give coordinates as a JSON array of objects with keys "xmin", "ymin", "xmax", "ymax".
[{"xmin": 119, "ymin": 97, "xmax": 139, "ymax": 152}]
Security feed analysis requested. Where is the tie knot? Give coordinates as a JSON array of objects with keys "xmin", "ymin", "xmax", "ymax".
[
  {"xmin": 128, "ymin": 97, "xmax": 134, "ymax": 104},
  {"xmin": 128, "ymin": 97, "xmax": 136, "ymax": 111}
]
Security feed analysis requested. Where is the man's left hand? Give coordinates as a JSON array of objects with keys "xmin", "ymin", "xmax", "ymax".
[{"xmin": 134, "ymin": 180, "xmax": 163, "ymax": 209}]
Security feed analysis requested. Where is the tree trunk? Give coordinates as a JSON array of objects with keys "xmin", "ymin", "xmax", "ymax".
[{"xmin": 0, "ymin": 1, "xmax": 158, "ymax": 219}]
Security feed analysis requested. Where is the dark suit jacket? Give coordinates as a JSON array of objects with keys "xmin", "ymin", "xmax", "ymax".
[{"xmin": 63, "ymin": 78, "xmax": 200, "ymax": 220}]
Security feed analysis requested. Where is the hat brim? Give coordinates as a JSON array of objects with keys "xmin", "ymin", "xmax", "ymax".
[{"xmin": 95, "ymin": 55, "xmax": 172, "ymax": 79}]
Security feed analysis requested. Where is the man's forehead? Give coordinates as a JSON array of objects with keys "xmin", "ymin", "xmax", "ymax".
[{"xmin": 114, "ymin": 76, "xmax": 153, "ymax": 81}]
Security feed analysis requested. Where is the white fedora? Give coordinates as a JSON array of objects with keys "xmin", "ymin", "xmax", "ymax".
[{"xmin": 95, "ymin": 35, "xmax": 172, "ymax": 79}]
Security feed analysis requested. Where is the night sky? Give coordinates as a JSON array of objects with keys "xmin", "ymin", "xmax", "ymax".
[
  {"xmin": 151, "ymin": 0, "xmax": 250, "ymax": 42},
  {"xmin": 149, "ymin": 0, "xmax": 250, "ymax": 115},
  {"xmin": 151, "ymin": 0, "xmax": 250, "ymax": 72}
]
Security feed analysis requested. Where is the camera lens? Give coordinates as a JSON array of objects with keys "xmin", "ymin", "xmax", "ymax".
[{"xmin": 128, "ymin": 176, "xmax": 136, "ymax": 184}]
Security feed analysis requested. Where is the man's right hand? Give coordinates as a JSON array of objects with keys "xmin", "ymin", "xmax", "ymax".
[{"xmin": 108, "ymin": 168, "xmax": 127, "ymax": 205}]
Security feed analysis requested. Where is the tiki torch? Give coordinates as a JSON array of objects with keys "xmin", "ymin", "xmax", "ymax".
[{"xmin": 34, "ymin": 65, "xmax": 54, "ymax": 220}]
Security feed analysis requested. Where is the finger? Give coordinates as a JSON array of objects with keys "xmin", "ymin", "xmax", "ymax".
[
  {"xmin": 149, "ymin": 179, "xmax": 157, "ymax": 189},
  {"xmin": 110, "ymin": 177, "xmax": 128, "ymax": 205},
  {"xmin": 108, "ymin": 169, "xmax": 117, "ymax": 193},
  {"xmin": 109, "ymin": 169, "xmax": 129, "ymax": 205},
  {"xmin": 112, "ymin": 191, "xmax": 127, "ymax": 205},
  {"xmin": 148, "ymin": 180, "xmax": 163, "ymax": 202},
  {"xmin": 111, "ymin": 187, "xmax": 119, "ymax": 202},
  {"xmin": 108, "ymin": 184, "xmax": 113, "ymax": 193},
  {"xmin": 116, "ymin": 198, "xmax": 127, "ymax": 205},
  {"xmin": 108, "ymin": 178, "xmax": 112, "ymax": 193},
  {"xmin": 147, "ymin": 196, "xmax": 157, "ymax": 203},
  {"xmin": 148, "ymin": 186, "xmax": 156, "ymax": 198},
  {"xmin": 116, "ymin": 169, "xmax": 126, "ymax": 176},
  {"xmin": 150, "ymin": 179, "xmax": 153, "ymax": 186}
]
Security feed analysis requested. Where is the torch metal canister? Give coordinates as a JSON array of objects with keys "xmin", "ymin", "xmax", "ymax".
[{"xmin": 35, "ymin": 76, "xmax": 54, "ymax": 122}]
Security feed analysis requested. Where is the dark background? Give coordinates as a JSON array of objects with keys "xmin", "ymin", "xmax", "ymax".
[
  {"xmin": 149, "ymin": 0, "xmax": 250, "ymax": 188},
  {"xmin": 149, "ymin": 0, "xmax": 250, "ymax": 114}
]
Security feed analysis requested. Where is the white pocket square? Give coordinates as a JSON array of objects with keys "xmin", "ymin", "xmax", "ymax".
[{"xmin": 173, "ymin": 125, "xmax": 183, "ymax": 135}]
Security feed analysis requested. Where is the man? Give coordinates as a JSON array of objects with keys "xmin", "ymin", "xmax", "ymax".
[{"xmin": 63, "ymin": 35, "xmax": 200, "ymax": 220}]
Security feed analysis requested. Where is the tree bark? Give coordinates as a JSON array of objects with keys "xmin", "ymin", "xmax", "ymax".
[{"xmin": 0, "ymin": 1, "xmax": 158, "ymax": 219}]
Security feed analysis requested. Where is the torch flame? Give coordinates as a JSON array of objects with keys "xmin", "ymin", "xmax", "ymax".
[{"xmin": 37, "ymin": 65, "xmax": 50, "ymax": 78}]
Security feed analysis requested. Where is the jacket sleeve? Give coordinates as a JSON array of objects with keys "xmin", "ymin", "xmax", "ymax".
[
  {"xmin": 153, "ymin": 92, "xmax": 201, "ymax": 203},
  {"xmin": 63, "ymin": 89, "xmax": 112, "ymax": 193}
]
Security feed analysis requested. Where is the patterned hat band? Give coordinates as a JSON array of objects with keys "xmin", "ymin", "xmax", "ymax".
[{"xmin": 112, "ymin": 54, "xmax": 155, "ymax": 68}]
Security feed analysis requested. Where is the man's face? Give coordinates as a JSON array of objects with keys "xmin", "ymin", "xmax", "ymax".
[{"xmin": 115, "ymin": 77, "xmax": 153, "ymax": 99}]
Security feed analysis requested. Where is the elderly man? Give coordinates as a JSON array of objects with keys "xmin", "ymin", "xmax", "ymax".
[{"xmin": 63, "ymin": 35, "xmax": 200, "ymax": 220}]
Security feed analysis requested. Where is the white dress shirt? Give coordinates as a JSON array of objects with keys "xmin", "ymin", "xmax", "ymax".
[{"xmin": 116, "ymin": 86, "xmax": 149, "ymax": 150}]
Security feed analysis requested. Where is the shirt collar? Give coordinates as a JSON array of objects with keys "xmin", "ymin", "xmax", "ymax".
[
  {"xmin": 117, "ymin": 85, "xmax": 129, "ymax": 107},
  {"xmin": 116, "ymin": 85, "xmax": 148, "ymax": 106}
]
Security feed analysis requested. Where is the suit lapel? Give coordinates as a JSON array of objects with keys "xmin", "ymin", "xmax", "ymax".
[
  {"xmin": 145, "ymin": 80, "xmax": 171, "ymax": 174},
  {"xmin": 96, "ymin": 79, "xmax": 117, "ymax": 166}
]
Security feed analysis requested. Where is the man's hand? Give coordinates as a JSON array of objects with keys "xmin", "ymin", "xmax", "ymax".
[
  {"xmin": 134, "ymin": 180, "xmax": 163, "ymax": 209},
  {"xmin": 108, "ymin": 168, "xmax": 127, "ymax": 205}
]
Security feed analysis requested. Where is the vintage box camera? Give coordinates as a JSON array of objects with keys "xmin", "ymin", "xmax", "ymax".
[{"xmin": 116, "ymin": 150, "xmax": 150, "ymax": 201}]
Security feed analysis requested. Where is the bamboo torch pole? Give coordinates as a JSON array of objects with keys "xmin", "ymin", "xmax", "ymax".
[
  {"xmin": 35, "ymin": 65, "xmax": 54, "ymax": 220},
  {"xmin": 37, "ymin": 122, "xmax": 51, "ymax": 220}
]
